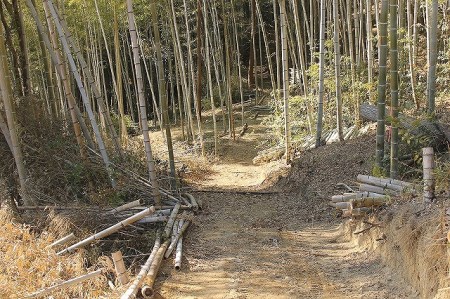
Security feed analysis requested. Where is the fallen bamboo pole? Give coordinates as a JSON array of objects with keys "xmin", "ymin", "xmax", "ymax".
[
  {"xmin": 359, "ymin": 183, "xmax": 399, "ymax": 195},
  {"xmin": 174, "ymin": 219, "xmax": 184, "ymax": 270},
  {"xmin": 137, "ymin": 215, "xmax": 168, "ymax": 224},
  {"xmin": 106, "ymin": 199, "xmax": 144, "ymax": 215},
  {"xmin": 112, "ymin": 251, "xmax": 129, "ymax": 285},
  {"xmin": 26, "ymin": 269, "xmax": 103, "ymax": 298},
  {"xmin": 47, "ymin": 233, "xmax": 75, "ymax": 248},
  {"xmin": 120, "ymin": 232, "xmax": 161, "ymax": 299},
  {"xmin": 331, "ymin": 192, "xmax": 386, "ymax": 202},
  {"xmin": 357, "ymin": 174, "xmax": 412, "ymax": 188},
  {"xmin": 164, "ymin": 221, "xmax": 190, "ymax": 258},
  {"xmin": 57, "ymin": 206, "xmax": 155, "ymax": 255},
  {"xmin": 356, "ymin": 175, "xmax": 408, "ymax": 192},
  {"xmin": 141, "ymin": 239, "xmax": 171, "ymax": 298},
  {"xmin": 183, "ymin": 193, "xmax": 198, "ymax": 211},
  {"xmin": 330, "ymin": 202, "xmax": 352, "ymax": 209},
  {"xmin": 163, "ymin": 203, "xmax": 181, "ymax": 239},
  {"xmin": 352, "ymin": 197, "xmax": 389, "ymax": 208}
]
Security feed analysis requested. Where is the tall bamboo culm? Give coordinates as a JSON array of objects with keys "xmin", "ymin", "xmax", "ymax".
[
  {"xmin": 390, "ymin": 0, "xmax": 399, "ymax": 178},
  {"xmin": 280, "ymin": 0, "xmax": 290, "ymax": 163},
  {"xmin": 376, "ymin": 0, "xmax": 389, "ymax": 168},
  {"xmin": 315, "ymin": 0, "xmax": 326, "ymax": 148}
]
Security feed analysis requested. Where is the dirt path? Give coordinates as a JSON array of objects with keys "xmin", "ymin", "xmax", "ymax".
[{"xmin": 147, "ymin": 110, "xmax": 416, "ymax": 298}]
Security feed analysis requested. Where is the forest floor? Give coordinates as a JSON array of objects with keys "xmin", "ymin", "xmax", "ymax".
[{"xmin": 145, "ymin": 108, "xmax": 419, "ymax": 299}]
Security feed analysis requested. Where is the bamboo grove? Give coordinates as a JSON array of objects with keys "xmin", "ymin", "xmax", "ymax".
[{"xmin": 0, "ymin": 0, "xmax": 447, "ymax": 206}]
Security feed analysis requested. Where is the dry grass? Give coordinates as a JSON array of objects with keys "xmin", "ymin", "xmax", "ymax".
[{"xmin": 0, "ymin": 208, "xmax": 110, "ymax": 299}]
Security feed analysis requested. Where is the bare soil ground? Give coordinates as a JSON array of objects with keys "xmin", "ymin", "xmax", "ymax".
[{"xmin": 146, "ymin": 111, "xmax": 418, "ymax": 298}]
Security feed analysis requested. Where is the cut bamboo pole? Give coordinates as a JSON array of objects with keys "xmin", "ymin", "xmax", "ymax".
[
  {"xmin": 112, "ymin": 251, "xmax": 129, "ymax": 285},
  {"xmin": 183, "ymin": 193, "xmax": 198, "ymax": 211},
  {"xmin": 423, "ymin": 147, "xmax": 435, "ymax": 203},
  {"xmin": 359, "ymin": 183, "xmax": 399, "ymax": 195},
  {"xmin": 330, "ymin": 202, "xmax": 352, "ymax": 209},
  {"xmin": 174, "ymin": 219, "xmax": 184, "ymax": 270},
  {"xmin": 163, "ymin": 203, "xmax": 181, "ymax": 239},
  {"xmin": 120, "ymin": 232, "xmax": 161, "ymax": 299},
  {"xmin": 47, "ymin": 233, "xmax": 75, "ymax": 248},
  {"xmin": 164, "ymin": 221, "xmax": 190, "ymax": 258},
  {"xmin": 106, "ymin": 199, "xmax": 144, "ymax": 215},
  {"xmin": 58, "ymin": 206, "xmax": 155, "ymax": 255},
  {"xmin": 331, "ymin": 192, "xmax": 386, "ymax": 202},
  {"xmin": 141, "ymin": 239, "xmax": 171, "ymax": 298},
  {"xmin": 137, "ymin": 215, "xmax": 169, "ymax": 224},
  {"xmin": 26, "ymin": 269, "xmax": 103, "ymax": 298},
  {"xmin": 352, "ymin": 197, "xmax": 389, "ymax": 208},
  {"xmin": 357, "ymin": 174, "xmax": 411, "ymax": 191}
]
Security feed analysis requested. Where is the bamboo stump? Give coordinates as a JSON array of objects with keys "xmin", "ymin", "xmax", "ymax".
[{"xmin": 423, "ymin": 147, "xmax": 435, "ymax": 203}]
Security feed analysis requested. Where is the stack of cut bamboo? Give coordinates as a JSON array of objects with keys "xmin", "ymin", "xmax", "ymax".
[{"xmin": 330, "ymin": 174, "xmax": 414, "ymax": 218}]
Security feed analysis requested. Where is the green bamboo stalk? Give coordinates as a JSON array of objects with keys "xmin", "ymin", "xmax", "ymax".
[
  {"xmin": 427, "ymin": 0, "xmax": 438, "ymax": 114},
  {"xmin": 390, "ymin": 0, "xmax": 399, "ymax": 178},
  {"xmin": 376, "ymin": 0, "xmax": 389, "ymax": 168},
  {"xmin": 315, "ymin": 0, "xmax": 326, "ymax": 148}
]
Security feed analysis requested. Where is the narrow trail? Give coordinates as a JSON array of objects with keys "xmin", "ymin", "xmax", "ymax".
[{"xmin": 149, "ymin": 113, "xmax": 417, "ymax": 298}]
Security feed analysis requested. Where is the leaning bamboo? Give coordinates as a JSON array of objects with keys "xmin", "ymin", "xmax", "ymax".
[
  {"xmin": 357, "ymin": 174, "xmax": 413, "ymax": 188},
  {"xmin": 164, "ymin": 221, "xmax": 190, "ymax": 258},
  {"xmin": 112, "ymin": 251, "xmax": 129, "ymax": 285},
  {"xmin": 58, "ymin": 207, "xmax": 155, "ymax": 255},
  {"xmin": 357, "ymin": 175, "xmax": 405, "ymax": 192},
  {"xmin": 163, "ymin": 203, "xmax": 181, "ymax": 239},
  {"xmin": 359, "ymin": 183, "xmax": 399, "ymax": 195},
  {"xmin": 120, "ymin": 232, "xmax": 161, "ymax": 299},
  {"xmin": 106, "ymin": 199, "xmax": 144, "ymax": 215},
  {"xmin": 423, "ymin": 147, "xmax": 435, "ymax": 203},
  {"xmin": 47, "ymin": 233, "xmax": 75, "ymax": 248},
  {"xmin": 174, "ymin": 219, "xmax": 184, "ymax": 270},
  {"xmin": 27, "ymin": 269, "xmax": 103, "ymax": 298},
  {"xmin": 331, "ymin": 192, "xmax": 386, "ymax": 202},
  {"xmin": 141, "ymin": 240, "xmax": 171, "ymax": 298}
]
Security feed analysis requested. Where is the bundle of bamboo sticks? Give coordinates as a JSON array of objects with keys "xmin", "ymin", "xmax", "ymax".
[{"xmin": 330, "ymin": 174, "xmax": 415, "ymax": 218}]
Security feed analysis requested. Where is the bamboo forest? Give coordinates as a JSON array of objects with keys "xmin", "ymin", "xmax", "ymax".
[{"xmin": 1, "ymin": 0, "xmax": 450, "ymax": 298}]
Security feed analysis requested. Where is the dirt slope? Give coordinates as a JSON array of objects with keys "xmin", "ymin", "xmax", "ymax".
[{"xmin": 154, "ymin": 133, "xmax": 417, "ymax": 298}]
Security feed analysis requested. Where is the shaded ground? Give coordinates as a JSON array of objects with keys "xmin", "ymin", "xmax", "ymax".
[{"xmin": 147, "ymin": 113, "xmax": 417, "ymax": 298}]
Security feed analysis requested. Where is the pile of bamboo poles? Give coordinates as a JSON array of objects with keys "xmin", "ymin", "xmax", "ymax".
[
  {"xmin": 27, "ymin": 193, "xmax": 199, "ymax": 298},
  {"xmin": 330, "ymin": 175, "xmax": 414, "ymax": 218}
]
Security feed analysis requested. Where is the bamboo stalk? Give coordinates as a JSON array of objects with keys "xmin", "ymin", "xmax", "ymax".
[
  {"xmin": 112, "ymin": 251, "xmax": 129, "ymax": 285},
  {"xmin": 163, "ymin": 203, "xmax": 181, "ymax": 239},
  {"xmin": 357, "ymin": 174, "xmax": 412, "ymax": 188},
  {"xmin": 174, "ymin": 219, "xmax": 184, "ymax": 270},
  {"xmin": 47, "ymin": 233, "xmax": 75, "ymax": 248},
  {"xmin": 106, "ymin": 199, "xmax": 144, "ymax": 215},
  {"xmin": 352, "ymin": 197, "xmax": 389, "ymax": 208},
  {"xmin": 137, "ymin": 215, "xmax": 169, "ymax": 224},
  {"xmin": 359, "ymin": 183, "xmax": 399, "ymax": 195},
  {"xmin": 357, "ymin": 175, "xmax": 407, "ymax": 192},
  {"xmin": 120, "ymin": 232, "xmax": 161, "ymax": 299},
  {"xmin": 330, "ymin": 202, "xmax": 352, "ymax": 209},
  {"xmin": 423, "ymin": 147, "xmax": 435, "ymax": 203},
  {"xmin": 141, "ymin": 239, "xmax": 171, "ymax": 298},
  {"xmin": 183, "ymin": 193, "xmax": 198, "ymax": 211},
  {"xmin": 26, "ymin": 269, "xmax": 103, "ymax": 298},
  {"xmin": 58, "ymin": 207, "xmax": 155, "ymax": 255},
  {"xmin": 331, "ymin": 192, "xmax": 386, "ymax": 202},
  {"xmin": 164, "ymin": 221, "xmax": 190, "ymax": 258}
]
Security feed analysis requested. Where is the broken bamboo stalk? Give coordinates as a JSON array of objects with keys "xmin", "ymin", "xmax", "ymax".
[
  {"xmin": 183, "ymin": 193, "xmax": 198, "ymax": 211},
  {"xmin": 163, "ymin": 203, "xmax": 181, "ymax": 239},
  {"xmin": 174, "ymin": 219, "xmax": 184, "ymax": 270},
  {"xmin": 359, "ymin": 183, "xmax": 399, "ymax": 195},
  {"xmin": 47, "ymin": 233, "xmax": 76, "ymax": 248},
  {"xmin": 330, "ymin": 202, "xmax": 352, "ymax": 209},
  {"xmin": 331, "ymin": 192, "xmax": 386, "ymax": 202},
  {"xmin": 57, "ymin": 206, "xmax": 155, "ymax": 255},
  {"xmin": 112, "ymin": 251, "xmax": 129, "ymax": 286},
  {"xmin": 26, "ymin": 269, "xmax": 103, "ymax": 298},
  {"xmin": 106, "ymin": 199, "xmax": 144, "ymax": 215},
  {"xmin": 120, "ymin": 231, "xmax": 161, "ymax": 299},
  {"xmin": 164, "ymin": 221, "xmax": 190, "ymax": 258},
  {"xmin": 357, "ymin": 175, "xmax": 410, "ymax": 192},
  {"xmin": 141, "ymin": 239, "xmax": 171, "ymax": 298},
  {"xmin": 423, "ymin": 147, "xmax": 435, "ymax": 203}
]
